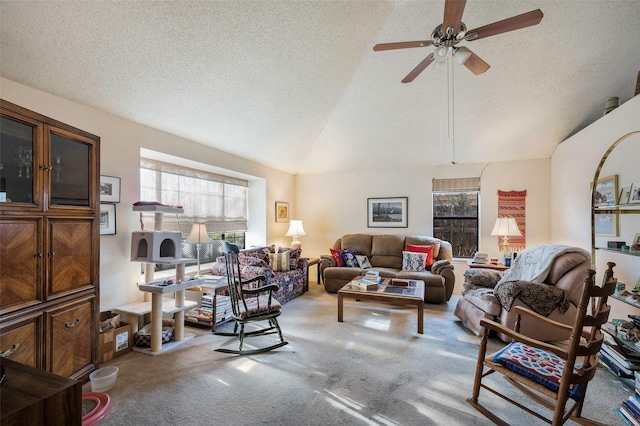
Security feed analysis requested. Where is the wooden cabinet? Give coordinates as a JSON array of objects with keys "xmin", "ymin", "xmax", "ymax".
[{"xmin": 0, "ymin": 100, "xmax": 100, "ymax": 382}]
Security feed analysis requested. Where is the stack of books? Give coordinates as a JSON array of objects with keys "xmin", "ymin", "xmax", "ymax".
[
  {"xmin": 600, "ymin": 321, "xmax": 640, "ymax": 386},
  {"xmin": 618, "ymin": 393, "xmax": 640, "ymax": 425},
  {"xmin": 472, "ymin": 252, "xmax": 489, "ymax": 264},
  {"xmin": 352, "ymin": 271, "xmax": 381, "ymax": 290}
]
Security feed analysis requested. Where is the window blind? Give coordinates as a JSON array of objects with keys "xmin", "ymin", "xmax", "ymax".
[
  {"xmin": 140, "ymin": 158, "xmax": 248, "ymax": 233},
  {"xmin": 432, "ymin": 177, "xmax": 480, "ymax": 193}
]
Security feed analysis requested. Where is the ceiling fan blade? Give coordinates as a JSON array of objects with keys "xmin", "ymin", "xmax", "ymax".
[
  {"xmin": 442, "ymin": 0, "xmax": 467, "ymax": 34},
  {"xmin": 373, "ymin": 40, "xmax": 433, "ymax": 51},
  {"xmin": 467, "ymin": 9, "xmax": 543, "ymax": 41},
  {"xmin": 401, "ymin": 54, "xmax": 435, "ymax": 83},
  {"xmin": 457, "ymin": 47, "xmax": 490, "ymax": 75}
]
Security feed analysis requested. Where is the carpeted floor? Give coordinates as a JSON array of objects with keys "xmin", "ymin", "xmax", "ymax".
[{"xmin": 91, "ymin": 282, "xmax": 629, "ymax": 425}]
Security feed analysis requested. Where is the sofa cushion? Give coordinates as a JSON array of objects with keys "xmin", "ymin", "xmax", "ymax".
[
  {"xmin": 370, "ymin": 234, "xmax": 404, "ymax": 269},
  {"xmin": 269, "ymin": 251, "xmax": 290, "ymax": 272},
  {"xmin": 330, "ymin": 248, "xmax": 346, "ymax": 267},
  {"xmin": 279, "ymin": 246, "xmax": 301, "ymax": 270},
  {"xmin": 405, "ymin": 236, "xmax": 441, "ymax": 259},
  {"xmin": 341, "ymin": 250, "xmax": 359, "ymax": 268},
  {"xmin": 546, "ymin": 252, "xmax": 588, "ymax": 285},
  {"xmin": 356, "ymin": 255, "xmax": 372, "ymax": 269},
  {"xmin": 460, "ymin": 287, "xmax": 502, "ymax": 316},
  {"xmin": 341, "ymin": 234, "xmax": 373, "ymax": 257},
  {"xmin": 406, "ymin": 244, "xmax": 434, "ymax": 268},
  {"xmin": 401, "ymin": 251, "xmax": 427, "ymax": 271}
]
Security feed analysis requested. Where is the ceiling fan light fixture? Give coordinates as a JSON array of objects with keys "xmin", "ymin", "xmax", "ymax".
[
  {"xmin": 434, "ymin": 46, "xmax": 449, "ymax": 62},
  {"xmin": 453, "ymin": 47, "xmax": 471, "ymax": 65}
]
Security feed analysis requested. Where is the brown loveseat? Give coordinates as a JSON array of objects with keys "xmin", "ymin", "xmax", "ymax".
[
  {"xmin": 320, "ymin": 234, "xmax": 455, "ymax": 303},
  {"xmin": 454, "ymin": 245, "xmax": 591, "ymax": 342}
]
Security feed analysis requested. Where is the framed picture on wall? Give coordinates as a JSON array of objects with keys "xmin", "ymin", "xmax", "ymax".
[
  {"xmin": 367, "ymin": 197, "xmax": 408, "ymax": 228},
  {"xmin": 594, "ymin": 213, "xmax": 618, "ymax": 237},
  {"xmin": 629, "ymin": 181, "xmax": 640, "ymax": 204},
  {"xmin": 275, "ymin": 201, "xmax": 289, "ymax": 223},
  {"xmin": 593, "ymin": 175, "xmax": 618, "ymax": 207},
  {"xmin": 100, "ymin": 175, "xmax": 121, "ymax": 203},
  {"xmin": 100, "ymin": 203, "xmax": 117, "ymax": 235}
]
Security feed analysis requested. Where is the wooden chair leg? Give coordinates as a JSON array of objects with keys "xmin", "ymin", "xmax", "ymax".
[{"xmin": 470, "ymin": 327, "xmax": 489, "ymax": 402}]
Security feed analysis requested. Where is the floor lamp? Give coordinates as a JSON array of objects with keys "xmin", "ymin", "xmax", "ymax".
[{"xmin": 186, "ymin": 223, "xmax": 213, "ymax": 278}]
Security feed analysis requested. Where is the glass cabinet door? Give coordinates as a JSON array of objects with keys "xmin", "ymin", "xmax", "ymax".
[
  {"xmin": 0, "ymin": 114, "xmax": 41, "ymax": 209},
  {"xmin": 46, "ymin": 126, "xmax": 96, "ymax": 210}
]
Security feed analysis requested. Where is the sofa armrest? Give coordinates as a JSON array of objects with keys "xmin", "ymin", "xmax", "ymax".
[
  {"xmin": 438, "ymin": 267, "xmax": 456, "ymax": 301},
  {"xmin": 319, "ymin": 255, "xmax": 336, "ymax": 281}
]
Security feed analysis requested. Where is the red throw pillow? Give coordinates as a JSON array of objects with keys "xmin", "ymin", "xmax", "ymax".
[
  {"xmin": 330, "ymin": 248, "xmax": 346, "ymax": 267},
  {"xmin": 406, "ymin": 244, "xmax": 434, "ymax": 268}
]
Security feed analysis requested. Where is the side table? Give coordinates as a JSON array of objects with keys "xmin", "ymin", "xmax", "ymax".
[
  {"xmin": 467, "ymin": 262, "xmax": 510, "ymax": 271},
  {"xmin": 306, "ymin": 257, "xmax": 320, "ymax": 287}
]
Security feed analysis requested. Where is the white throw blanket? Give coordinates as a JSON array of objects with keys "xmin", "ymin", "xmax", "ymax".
[{"xmin": 497, "ymin": 244, "xmax": 591, "ymax": 285}]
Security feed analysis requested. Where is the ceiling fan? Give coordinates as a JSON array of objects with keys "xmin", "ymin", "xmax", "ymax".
[{"xmin": 373, "ymin": 0, "xmax": 543, "ymax": 83}]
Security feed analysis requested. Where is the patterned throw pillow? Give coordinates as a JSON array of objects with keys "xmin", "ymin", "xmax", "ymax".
[
  {"xmin": 356, "ymin": 255, "xmax": 372, "ymax": 269},
  {"xmin": 269, "ymin": 251, "xmax": 290, "ymax": 272},
  {"xmin": 330, "ymin": 248, "xmax": 346, "ymax": 267},
  {"xmin": 401, "ymin": 251, "xmax": 427, "ymax": 271},
  {"xmin": 280, "ymin": 246, "xmax": 301, "ymax": 270},
  {"xmin": 341, "ymin": 250, "xmax": 359, "ymax": 268},
  {"xmin": 406, "ymin": 244, "xmax": 434, "ymax": 268}
]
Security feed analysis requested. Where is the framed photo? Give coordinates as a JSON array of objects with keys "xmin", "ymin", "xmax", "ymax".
[
  {"xmin": 100, "ymin": 175, "xmax": 121, "ymax": 203},
  {"xmin": 275, "ymin": 201, "xmax": 289, "ymax": 223},
  {"xmin": 594, "ymin": 213, "xmax": 618, "ymax": 237},
  {"xmin": 629, "ymin": 181, "xmax": 640, "ymax": 204},
  {"xmin": 633, "ymin": 233, "xmax": 640, "ymax": 250},
  {"xmin": 618, "ymin": 187, "xmax": 631, "ymax": 205},
  {"xmin": 100, "ymin": 203, "xmax": 117, "ymax": 235},
  {"xmin": 593, "ymin": 175, "xmax": 618, "ymax": 207},
  {"xmin": 368, "ymin": 197, "xmax": 408, "ymax": 228}
]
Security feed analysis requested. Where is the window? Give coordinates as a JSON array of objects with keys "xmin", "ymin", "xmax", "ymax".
[
  {"xmin": 140, "ymin": 158, "xmax": 248, "ymax": 271},
  {"xmin": 432, "ymin": 177, "xmax": 480, "ymax": 258}
]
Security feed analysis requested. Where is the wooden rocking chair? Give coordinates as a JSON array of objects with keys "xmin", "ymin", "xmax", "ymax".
[
  {"xmin": 467, "ymin": 262, "xmax": 617, "ymax": 425},
  {"xmin": 214, "ymin": 243, "xmax": 288, "ymax": 355}
]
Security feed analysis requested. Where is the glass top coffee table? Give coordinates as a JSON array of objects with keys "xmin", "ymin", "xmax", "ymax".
[{"xmin": 337, "ymin": 278, "xmax": 425, "ymax": 334}]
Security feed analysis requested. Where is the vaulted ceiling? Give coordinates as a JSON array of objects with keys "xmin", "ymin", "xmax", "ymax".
[{"xmin": 2, "ymin": 1, "xmax": 639, "ymax": 175}]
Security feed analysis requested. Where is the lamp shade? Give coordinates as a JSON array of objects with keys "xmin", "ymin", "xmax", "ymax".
[
  {"xmin": 185, "ymin": 223, "xmax": 213, "ymax": 244},
  {"xmin": 490, "ymin": 217, "xmax": 522, "ymax": 237},
  {"xmin": 285, "ymin": 220, "xmax": 306, "ymax": 238}
]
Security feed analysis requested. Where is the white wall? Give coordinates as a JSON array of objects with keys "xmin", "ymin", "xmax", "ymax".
[
  {"xmin": 296, "ymin": 158, "xmax": 551, "ymax": 294},
  {"xmin": 551, "ymin": 95, "xmax": 640, "ymax": 290},
  {"xmin": 1, "ymin": 77, "xmax": 296, "ymax": 310}
]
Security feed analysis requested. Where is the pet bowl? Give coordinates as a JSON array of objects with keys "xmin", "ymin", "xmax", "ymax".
[{"xmin": 89, "ymin": 366, "xmax": 119, "ymax": 392}]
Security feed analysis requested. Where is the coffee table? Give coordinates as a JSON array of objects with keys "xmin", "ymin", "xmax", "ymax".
[{"xmin": 337, "ymin": 278, "xmax": 425, "ymax": 334}]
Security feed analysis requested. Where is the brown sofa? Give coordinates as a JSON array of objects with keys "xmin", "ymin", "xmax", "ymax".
[
  {"xmin": 320, "ymin": 234, "xmax": 455, "ymax": 303},
  {"xmin": 454, "ymin": 248, "xmax": 591, "ymax": 342}
]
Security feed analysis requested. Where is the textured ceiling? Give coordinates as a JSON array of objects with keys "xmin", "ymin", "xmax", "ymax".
[{"xmin": 2, "ymin": 1, "xmax": 639, "ymax": 175}]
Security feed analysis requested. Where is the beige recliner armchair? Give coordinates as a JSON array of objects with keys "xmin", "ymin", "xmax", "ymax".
[{"xmin": 454, "ymin": 245, "xmax": 591, "ymax": 342}]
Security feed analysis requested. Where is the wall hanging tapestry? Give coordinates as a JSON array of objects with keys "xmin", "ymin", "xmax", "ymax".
[{"xmin": 497, "ymin": 190, "xmax": 526, "ymax": 251}]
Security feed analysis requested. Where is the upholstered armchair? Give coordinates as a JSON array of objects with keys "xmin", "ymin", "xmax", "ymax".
[{"xmin": 455, "ymin": 245, "xmax": 592, "ymax": 342}]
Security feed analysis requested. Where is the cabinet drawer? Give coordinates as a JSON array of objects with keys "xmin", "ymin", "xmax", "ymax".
[
  {"xmin": 46, "ymin": 297, "xmax": 95, "ymax": 378},
  {"xmin": 0, "ymin": 314, "xmax": 42, "ymax": 369}
]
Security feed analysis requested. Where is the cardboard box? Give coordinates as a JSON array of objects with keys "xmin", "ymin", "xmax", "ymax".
[{"xmin": 99, "ymin": 321, "xmax": 133, "ymax": 362}]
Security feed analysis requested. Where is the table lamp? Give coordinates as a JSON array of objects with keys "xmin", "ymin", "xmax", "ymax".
[
  {"xmin": 490, "ymin": 217, "xmax": 522, "ymax": 259},
  {"xmin": 285, "ymin": 220, "xmax": 306, "ymax": 250},
  {"xmin": 186, "ymin": 223, "xmax": 213, "ymax": 278}
]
